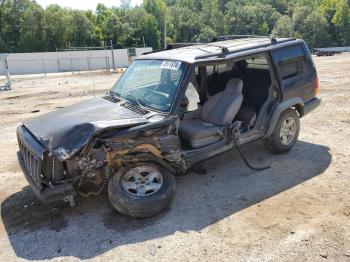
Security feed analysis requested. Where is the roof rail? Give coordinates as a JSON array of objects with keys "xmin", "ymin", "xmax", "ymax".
[
  {"xmin": 142, "ymin": 36, "xmax": 296, "ymax": 59},
  {"xmin": 142, "ymin": 42, "xmax": 205, "ymax": 55},
  {"xmin": 213, "ymin": 35, "xmax": 269, "ymax": 42},
  {"xmin": 168, "ymin": 42, "xmax": 204, "ymax": 48},
  {"xmin": 195, "ymin": 38, "xmax": 296, "ymax": 60}
]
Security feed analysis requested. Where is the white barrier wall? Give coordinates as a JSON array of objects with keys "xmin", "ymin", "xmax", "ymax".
[{"xmin": 0, "ymin": 47, "xmax": 152, "ymax": 76}]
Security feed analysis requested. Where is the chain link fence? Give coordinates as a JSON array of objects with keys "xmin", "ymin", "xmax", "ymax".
[{"xmin": 0, "ymin": 48, "xmax": 152, "ymax": 76}]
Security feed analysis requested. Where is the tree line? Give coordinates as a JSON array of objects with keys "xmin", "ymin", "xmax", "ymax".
[{"xmin": 0, "ymin": 0, "xmax": 349, "ymax": 53}]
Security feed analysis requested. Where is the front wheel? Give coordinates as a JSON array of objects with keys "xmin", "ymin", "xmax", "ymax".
[
  {"xmin": 264, "ymin": 108, "xmax": 300, "ymax": 154},
  {"xmin": 108, "ymin": 162, "xmax": 176, "ymax": 218}
]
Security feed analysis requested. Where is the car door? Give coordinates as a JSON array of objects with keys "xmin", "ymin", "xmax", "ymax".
[{"xmin": 272, "ymin": 44, "xmax": 317, "ymax": 102}]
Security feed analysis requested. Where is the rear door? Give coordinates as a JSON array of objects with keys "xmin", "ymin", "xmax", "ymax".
[{"xmin": 272, "ymin": 43, "xmax": 317, "ymax": 102}]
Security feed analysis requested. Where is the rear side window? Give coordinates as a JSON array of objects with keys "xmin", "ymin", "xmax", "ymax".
[{"xmin": 274, "ymin": 45, "xmax": 308, "ymax": 80}]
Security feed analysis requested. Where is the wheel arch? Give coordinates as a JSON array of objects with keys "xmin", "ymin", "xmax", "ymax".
[
  {"xmin": 105, "ymin": 145, "xmax": 179, "ymax": 176},
  {"xmin": 264, "ymin": 97, "xmax": 304, "ymax": 139}
]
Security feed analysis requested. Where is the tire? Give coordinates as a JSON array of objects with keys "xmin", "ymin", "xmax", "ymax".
[
  {"xmin": 108, "ymin": 162, "xmax": 176, "ymax": 218},
  {"xmin": 264, "ymin": 108, "xmax": 300, "ymax": 154}
]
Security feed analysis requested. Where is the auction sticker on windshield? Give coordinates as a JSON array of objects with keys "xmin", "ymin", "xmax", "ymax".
[{"xmin": 160, "ymin": 60, "xmax": 182, "ymax": 70}]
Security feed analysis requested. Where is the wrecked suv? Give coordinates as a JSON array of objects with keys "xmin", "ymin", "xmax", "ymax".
[{"xmin": 17, "ymin": 36, "xmax": 320, "ymax": 218}]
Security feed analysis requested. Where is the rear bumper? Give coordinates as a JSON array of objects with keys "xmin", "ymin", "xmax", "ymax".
[{"xmin": 303, "ymin": 97, "xmax": 321, "ymax": 116}]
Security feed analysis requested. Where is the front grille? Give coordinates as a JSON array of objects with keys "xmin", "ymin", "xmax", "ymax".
[
  {"xmin": 18, "ymin": 138, "xmax": 42, "ymax": 186},
  {"xmin": 121, "ymin": 101, "xmax": 150, "ymax": 115}
]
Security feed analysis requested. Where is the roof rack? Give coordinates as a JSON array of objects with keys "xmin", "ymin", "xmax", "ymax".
[
  {"xmin": 141, "ymin": 35, "xmax": 269, "ymax": 55},
  {"xmin": 141, "ymin": 35, "xmax": 296, "ymax": 59},
  {"xmin": 194, "ymin": 38, "xmax": 296, "ymax": 60}
]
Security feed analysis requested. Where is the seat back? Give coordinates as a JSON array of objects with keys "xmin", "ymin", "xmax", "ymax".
[{"xmin": 200, "ymin": 78, "xmax": 243, "ymax": 126}]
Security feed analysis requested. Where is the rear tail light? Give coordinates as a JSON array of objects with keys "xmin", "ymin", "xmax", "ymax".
[{"xmin": 315, "ymin": 77, "xmax": 319, "ymax": 96}]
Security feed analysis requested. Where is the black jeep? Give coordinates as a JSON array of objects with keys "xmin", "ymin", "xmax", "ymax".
[{"xmin": 17, "ymin": 36, "xmax": 320, "ymax": 218}]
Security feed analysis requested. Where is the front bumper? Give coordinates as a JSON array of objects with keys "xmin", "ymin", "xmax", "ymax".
[
  {"xmin": 17, "ymin": 125, "xmax": 74, "ymax": 204},
  {"xmin": 17, "ymin": 152, "xmax": 74, "ymax": 203}
]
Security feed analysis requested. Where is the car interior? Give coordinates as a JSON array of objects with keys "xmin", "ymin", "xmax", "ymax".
[{"xmin": 178, "ymin": 53, "xmax": 273, "ymax": 149}]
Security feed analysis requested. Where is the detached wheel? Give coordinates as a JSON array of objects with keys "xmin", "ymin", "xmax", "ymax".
[
  {"xmin": 264, "ymin": 108, "xmax": 300, "ymax": 154},
  {"xmin": 108, "ymin": 163, "xmax": 176, "ymax": 218}
]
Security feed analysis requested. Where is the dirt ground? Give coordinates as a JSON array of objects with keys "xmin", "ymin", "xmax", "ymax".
[{"xmin": 0, "ymin": 54, "xmax": 349, "ymax": 262}]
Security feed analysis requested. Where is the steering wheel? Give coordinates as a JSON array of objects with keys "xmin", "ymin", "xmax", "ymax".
[{"xmin": 144, "ymin": 90, "xmax": 171, "ymax": 107}]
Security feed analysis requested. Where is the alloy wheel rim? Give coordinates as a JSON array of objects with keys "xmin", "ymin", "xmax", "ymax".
[
  {"xmin": 279, "ymin": 117, "xmax": 296, "ymax": 145},
  {"xmin": 121, "ymin": 166, "xmax": 163, "ymax": 196}
]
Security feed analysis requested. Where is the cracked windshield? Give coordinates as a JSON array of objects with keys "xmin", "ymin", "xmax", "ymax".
[{"xmin": 112, "ymin": 59, "xmax": 185, "ymax": 112}]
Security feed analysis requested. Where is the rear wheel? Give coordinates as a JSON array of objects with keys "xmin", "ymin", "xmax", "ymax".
[
  {"xmin": 108, "ymin": 162, "xmax": 176, "ymax": 218},
  {"xmin": 264, "ymin": 108, "xmax": 300, "ymax": 154}
]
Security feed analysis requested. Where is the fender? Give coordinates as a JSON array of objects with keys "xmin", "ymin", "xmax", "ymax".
[{"xmin": 264, "ymin": 97, "xmax": 304, "ymax": 139}]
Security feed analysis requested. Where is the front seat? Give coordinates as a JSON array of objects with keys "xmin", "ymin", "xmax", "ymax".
[{"xmin": 179, "ymin": 78, "xmax": 243, "ymax": 148}]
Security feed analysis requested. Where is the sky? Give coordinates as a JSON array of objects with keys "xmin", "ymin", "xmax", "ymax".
[{"xmin": 35, "ymin": 0, "xmax": 143, "ymax": 11}]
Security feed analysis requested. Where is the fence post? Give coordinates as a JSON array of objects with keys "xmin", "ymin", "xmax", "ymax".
[
  {"xmin": 105, "ymin": 56, "xmax": 110, "ymax": 71},
  {"xmin": 56, "ymin": 47, "xmax": 60, "ymax": 72},
  {"xmin": 42, "ymin": 60, "xmax": 46, "ymax": 77},
  {"xmin": 69, "ymin": 43, "xmax": 74, "ymax": 74},
  {"xmin": 110, "ymin": 40, "xmax": 115, "ymax": 70},
  {"xmin": 0, "ymin": 55, "xmax": 11, "ymax": 90},
  {"xmin": 87, "ymin": 56, "xmax": 91, "ymax": 71}
]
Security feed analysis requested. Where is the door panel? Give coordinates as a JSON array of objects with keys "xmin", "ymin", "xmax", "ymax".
[{"xmin": 272, "ymin": 44, "xmax": 316, "ymax": 102}]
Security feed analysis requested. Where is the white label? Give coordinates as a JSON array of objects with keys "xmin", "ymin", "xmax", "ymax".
[{"xmin": 160, "ymin": 60, "xmax": 182, "ymax": 70}]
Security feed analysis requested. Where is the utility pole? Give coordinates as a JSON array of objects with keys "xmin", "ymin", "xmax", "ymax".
[{"xmin": 143, "ymin": 35, "xmax": 146, "ymax": 48}]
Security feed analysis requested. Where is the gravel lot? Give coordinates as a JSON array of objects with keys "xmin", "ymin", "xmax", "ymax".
[{"xmin": 0, "ymin": 54, "xmax": 349, "ymax": 261}]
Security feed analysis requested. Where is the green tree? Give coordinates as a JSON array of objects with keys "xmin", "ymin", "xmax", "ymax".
[
  {"xmin": 17, "ymin": 2, "xmax": 45, "ymax": 51},
  {"xmin": 225, "ymin": 2, "xmax": 280, "ymax": 35},
  {"xmin": 321, "ymin": 0, "xmax": 343, "ymax": 45},
  {"xmin": 96, "ymin": 3, "xmax": 111, "ymax": 26},
  {"xmin": 1, "ymin": 0, "xmax": 350, "ymax": 53},
  {"xmin": 69, "ymin": 10, "xmax": 94, "ymax": 47},
  {"xmin": 143, "ymin": 0, "xmax": 166, "ymax": 46},
  {"xmin": 271, "ymin": 15, "xmax": 293, "ymax": 37},
  {"xmin": 101, "ymin": 12, "xmax": 123, "ymax": 47},
  {"xmin": 0, "ymin": 0, "xmax": 15, "ymax": 52},
  {"xmin": 200, "ymin": 0, "xmax": 225, "ymax": 37},
  {"xmin": 302, "ymin": 11, "xmax": 332, "ymax": 47},
  {"xmin": 170, "ymin": 4, "xmax": 201, "ymax": 42},
  {"xmin": 44, "ymin": 5, "xmax": 71, "ymax": 50},
  {"xmin": 0, "ymin": 0, "xmax": 32, "ymax": 52},
  {"xmin": 125, "ymin": 7, "xmax": 161, "ymax": 48},
  {"xmin": 332, "ymin": 0, "xmax": 350, "ymax": 45}
]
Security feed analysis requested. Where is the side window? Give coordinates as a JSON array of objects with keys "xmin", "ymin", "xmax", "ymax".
[
  {"xmin": 274, "ymin": 45, "xmax": 308, "ymax": 80},
  {"xmin": 279, "ymin": 56, "xmax": 307, "ymax": 80}
]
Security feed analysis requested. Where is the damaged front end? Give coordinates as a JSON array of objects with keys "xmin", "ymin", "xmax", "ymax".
[
  {"xmin": 66, "ymin": 118, "xmax": 186, "ymax": 200},
  {"xmin": 17, "ymin": 111, "xmax": 186, "ymax": 205},
  {"xmin": 17, "ymin": 125, "xmax": 76, "ymax": 205}
]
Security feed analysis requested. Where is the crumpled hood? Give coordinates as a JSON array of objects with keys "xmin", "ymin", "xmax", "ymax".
[{"xmin": 23, "ymin": 97, "xmax": 149, "ymax": 160}]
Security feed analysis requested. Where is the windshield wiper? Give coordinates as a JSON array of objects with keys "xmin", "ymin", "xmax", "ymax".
[{"xmin": 123, "ymin": 93, "xmax": 149, "ymax": 109}]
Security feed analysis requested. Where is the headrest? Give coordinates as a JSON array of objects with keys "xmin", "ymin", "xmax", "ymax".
[{"xmin": 225, "ymin": 78, "xmax": 243, "ymax": 94}]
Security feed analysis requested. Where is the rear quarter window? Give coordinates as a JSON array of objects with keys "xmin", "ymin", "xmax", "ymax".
[{"xmin": 274, "ymin": 45, "xmax": 309, "ymax": 80}]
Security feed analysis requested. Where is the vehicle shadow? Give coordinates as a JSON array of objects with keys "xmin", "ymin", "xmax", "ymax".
[{"xmin": 1, "ymin": 140, "xmax": 331, "ymax": 260}]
